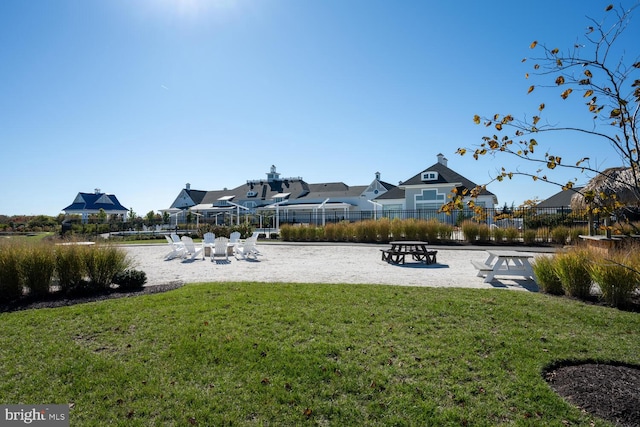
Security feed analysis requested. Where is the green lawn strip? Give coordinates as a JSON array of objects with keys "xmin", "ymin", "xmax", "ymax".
[{"xmin": 1, "ymin": 283, "xmax": 638, "ymax": 426}]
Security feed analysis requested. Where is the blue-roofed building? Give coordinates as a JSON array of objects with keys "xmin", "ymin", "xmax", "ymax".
[{"xmin": 62, "ymin": 189, "xmax": 129, "ymax": 223}]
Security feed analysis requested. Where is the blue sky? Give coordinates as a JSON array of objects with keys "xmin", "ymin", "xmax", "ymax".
[{"xmin": 1, "ymin": 0, "xmax": 638, "ymax": 216}]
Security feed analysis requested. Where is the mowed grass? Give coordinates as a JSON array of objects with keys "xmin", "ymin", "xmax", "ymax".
[{"xmin": 1, "ymin": 283, "xmax": 638, "ymax": 426}]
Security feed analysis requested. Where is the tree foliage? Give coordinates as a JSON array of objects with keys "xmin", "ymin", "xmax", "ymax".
[{"xmin": 446, "ymin": 3, "xmax": 640, "ymax": 215}]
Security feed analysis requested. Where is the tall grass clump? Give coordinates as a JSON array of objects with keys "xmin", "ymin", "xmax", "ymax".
[
  {"xmin": 278, "ymin": 224, "xmax": 292, "ymax": 241},
  {"xmin": 531, "ymin": 255, "xmax": 563, "ymax": 295},
  {"xmin": 504, "ymin": 227, "xmax": 520, "ymax": 243},
  {"xmin": 492, "ymin": 226, "xmax": 505, "ymax": 243},
  {"xmin": 523, "ymin": 229, "xmax": 536, "ymax": 245},
  {"xmin": 390, "ymin": 219, "xmax": 404, "ymax": 240},
  {"xmin": 422, "ymin": 219, "xmax": 440, "ymax": 243},
  {"xmin": 84, "ymin": 245, "xmax": 130, "ymax": 290},
  {"xmin": 438, "ymin": 222, "xmax": 454, "ymax": 241},
  {"xmin": 554, "ymin": 248, "xmax": 593, "ymax": 300},
  {"xmin": 354, "ymin": 220, "xmax": 377, "ymax": 242},
  {"xmin": 550, "ymin": 226, "xmax": 570, "ymax": 245},
  {"xmin": 403, "ymin": 219, "xmax": 418, "ymax": 240},
  {"xmin": 55, "ymin": 244, "xmax": 87, "ymax": 292},
  {"xmin": 461, "ymin": 220, "xmax": 479, "ymax": 242},
  {"xmin": 588, "ymin": 252, "xmax": 640, "ymax": 308},
  {"xmin": 324, "ymin": 223, "xmax": 338, "ymax": 242},
  {"xmin": 375, "ymin": 218, "xmax": 391, "ymax": 242},
  {"xmin": 477, "ymin": 223, "xmax": 491, "ymax": 242},
  {"xmin": 569, "ymin": 226, "xmax": 587, "ymax": 244},
  {"xmin": 21, "ymin": 243, "xmax": 56, "ymax": 298},
  {"xmin": 0, "ymin": 240, "xmax": 24, "ymax": 303}
]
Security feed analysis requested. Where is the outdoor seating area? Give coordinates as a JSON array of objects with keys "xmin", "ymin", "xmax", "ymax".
[
  {"xmin": 380, "ymin": 241, "xmax": 438, "ymax": 265},
  {"xmin": 164, "ymin": 233, "xmax": 261, "ymax": 263}
]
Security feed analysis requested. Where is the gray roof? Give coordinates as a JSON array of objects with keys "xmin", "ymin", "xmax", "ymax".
[
  {"xmin": 537, "ymin": 187, "xmax": 584, "ymax": 208},
  {"xmin": 376, "ymin": 161, "xmax": 495, "ymax": 200}
]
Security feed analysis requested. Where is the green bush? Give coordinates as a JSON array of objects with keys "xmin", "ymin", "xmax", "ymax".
[
  {"xmin": 492, "ymin": 227, "xmax": 505, "ymax": 243},
  {"xmin": 113, "ymin": 269, "xmax": 147, "ymax": 291},
  {"xmin": 461, "ymin": 221, "xmax": 479, "ymax": 242},
  {"xmin": 279, "ymin": 225, "xmax": 293, "ymax": 241},
  {"xmin": 84, "ymin": 245, "xmax": 130, "ymax": 290},
  {"xmin": 390, "ymin": 219, "xmax": 404, "ymax": 240},
  {"xmin": 523, "ymin": 229, "xmax": 536, "ymax": 245},
  {"xmin": 55, "ymin": 244, "xmax": 87, "ymax": 292},
  {"xmin": 0, "ymin": 242, "xmax": 24, "ymax": 303},
  {"xmin": 554, "ymin": 249, "xmax": 592, "ymax": 300},
  {"xmin": 21, "ymin": 244, "xmax": 55, "ymax": 298},
  {"xmin": 376, "ymin": 218, "xmax": 391, "ymax": 242},
  {"xmin": 589, "ymin": 255, "xmax": 640, "ymax": 308},
  {"xmin": 550, "ymin": 226, "xmax": 570, "ymax": 245},
  {"xmin": 438, "ymin": 223, "xmax": 454, "ymax": 241},
  {"xmin": 531, "ymin": 255, "xmax": 563, "ymax": 295},
  {"xmin": 477, "ymin": 224, "xmax": 491, "ymax": 242},
  {"xmin": 504, "ymin": 227, "xmax": 519, "ymax": 243}
]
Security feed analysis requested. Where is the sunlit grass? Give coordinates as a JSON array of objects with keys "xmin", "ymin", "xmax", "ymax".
[{"xmin": 1, "ymin": 283, "xmax": 638, "ymax": 426}]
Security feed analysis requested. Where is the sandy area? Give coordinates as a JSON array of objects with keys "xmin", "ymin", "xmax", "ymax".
[{"xmin": 122, "ymin": 242, "xmax": 554, "ymax": 292}]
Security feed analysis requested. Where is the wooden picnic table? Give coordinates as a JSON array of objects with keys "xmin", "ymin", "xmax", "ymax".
[
  {"xmin": 381, "ymin": 241, "xmax": 437, "ymax": 265},
  {"xmin": 471, "ymin": 250, "xmax": 536, "ymax": 283}
]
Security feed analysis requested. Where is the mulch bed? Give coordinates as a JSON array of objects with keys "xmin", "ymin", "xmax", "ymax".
[
  {"xmin": 544, "ymin": 362, "xmax": 640, "ymax": 427},
  {"xmin": 0, "ymin": 281, "xmax": 184, "ymax": 313},
  {"xmin": 2, "ymin": 282, "xmax": 639, "ymax": 426}
]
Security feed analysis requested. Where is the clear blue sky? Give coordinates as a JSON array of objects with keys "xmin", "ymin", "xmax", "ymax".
[{"xmin": 1, "ymin": 0, "xmax": 638, "ymax": 216}]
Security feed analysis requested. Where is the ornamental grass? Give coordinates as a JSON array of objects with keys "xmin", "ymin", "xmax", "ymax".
[{"xmin": 554, "ymin": 248, "xmax": 593, "ymax": 300}]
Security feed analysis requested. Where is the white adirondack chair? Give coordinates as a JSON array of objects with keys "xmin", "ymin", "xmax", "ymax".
[
  {"xmin": 234, "ymin": 236, "xmax": 260, "ymax": 260},
  {"xmin": 181, "ymin": 236, "xmax": 203, "ymax": 261},
  {"xmin": 211, "ymin": 237, "xmax": 229, "ymax": 262},
  {"xmin": 164, "ymin": 235, "xmax": 185, "ymax": 260},
  {"xmin": 202, "ymin": 232, "xmax": 215, "ymax": 258},
  {"xmin": 229, "ymin": 231, "xmax": 241, "ymax": 244}
]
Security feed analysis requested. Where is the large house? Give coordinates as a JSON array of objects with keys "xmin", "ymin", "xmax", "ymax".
[
  {"xmin": 162, "ymin": 165, "xmax": 397, "ymax": 227},
  {"xmin": 162, "ymin": 155, "xmax": 497, "ymax": 227},
  {"xmin": 62, "ymin": 189, "xmax": 129, "ymax": 223},
  {"xmin": 376, "ymin": 154, "xmax": 497, "ymax": 216}
]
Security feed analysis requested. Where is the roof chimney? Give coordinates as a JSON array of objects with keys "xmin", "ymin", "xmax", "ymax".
[
  {"xmin": 437, "ymin": 153, "xmax": 447, "ymax": 167},
  {"xmin": 185, "ymin": 183, "xmax": 191, "ymax": 190},
  {"xmin": 375, "ymin": 171, "xmax": 381, "ymax": 180}
]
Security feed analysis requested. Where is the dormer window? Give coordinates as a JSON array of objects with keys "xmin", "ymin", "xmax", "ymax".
[{"xmin": 422, "ymin": 171, "xmax": 438, "ymax": 181}]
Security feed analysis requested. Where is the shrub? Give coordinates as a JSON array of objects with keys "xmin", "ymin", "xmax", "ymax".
[
  {"xmin": 461, "ymin": 221, "xmax": 479, "ymax": 242},
  {"xmin": 113, "ymin": 269, "xmax": 147, "ymax": 291},
  {"xmin": 84, "ymin": 245, "xmax": 130, "ymax": 290},
  {"xmin": 21, "ymin": 244, "xmax": 55, "ymax": 298},
  {"xmin": 423, "ymin": 219, "xmax": 440, "ymax": 243},
  {"xmin": 390, "ymin": 219, "xmax": 404, "ymax": 240},
  {"xmin": 492, "ymin": 227, "xmax": 505, "ymax": 243},
  {"xmin": 523, "ymin": 229, "xmax": 536, "ymax": 245},
  {"xmin": 376, "ymin": 218, "xmax": 391, "ymax": 242},
  {"xmin": 504, "ymin": 227, "xmax": 520, "ymax": 243},
  {"xmin": 0, "ymin": 242, "xmax": 24, "ymax": 303},
  {"xmin": 279, "ymin": 225, "xmax": 293, "ymax": 241},
  {"xmin": 569, "ymin": 226, "xmax": 586, "ymax": 244},
  {"xmin": 531, "ymin": 255, "xmax": 563, "ymax": 295},
  {"xmin": 403, "ymin": 219, "xmax": 418, "ymax": 241},
  {"xmin": 477, "ymin": 224, "xmax": 491, "ymax": 242},
  {"xmin": 536, "ymin": 227, "xmax": 551, "ymax": 243},
  {"xmin": 55, "ymin": 244, "xmax": 87, "ymax": 292},
  {"xmin": 554, "ymin": 249, "xmax": 592, "ymax": 300},
  {"xmin": 324, "ymin": 223, "xmax": 337, "ymax": 242},
  {"xmin": 550, "ymin": 226, "xmax": 570, "ymax": 245},
  {"xmin": 438, "ymin": 223, "xmax": 454, "ymax": 241},
  {"xmin": 588, "ymin": 254, "xmax": 640, "ymax": 308}
]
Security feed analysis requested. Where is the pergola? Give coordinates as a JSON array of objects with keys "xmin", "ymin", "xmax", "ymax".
[{"xmin": 260, "ymin": 199, "xmax": 354, "ymax": 228}]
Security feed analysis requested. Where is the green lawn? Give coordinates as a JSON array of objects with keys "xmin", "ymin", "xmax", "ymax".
[{"xmin": 1, "ymin": 283, "xmax": 638, "ymax": 426}]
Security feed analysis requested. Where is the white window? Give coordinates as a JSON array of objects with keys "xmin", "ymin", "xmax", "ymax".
[{"xmin": 422, "ymin": 172, "xmax": 438, "ymax": 181}]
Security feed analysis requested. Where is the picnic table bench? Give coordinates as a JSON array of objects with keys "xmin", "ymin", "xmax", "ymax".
[
  {"xmin": 472, "ymin": 250, "xmax": 536, "ymax": 283},
  {"xmin": 381, "ymin": 241, "xmax": 437, "ymax": 265}
]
